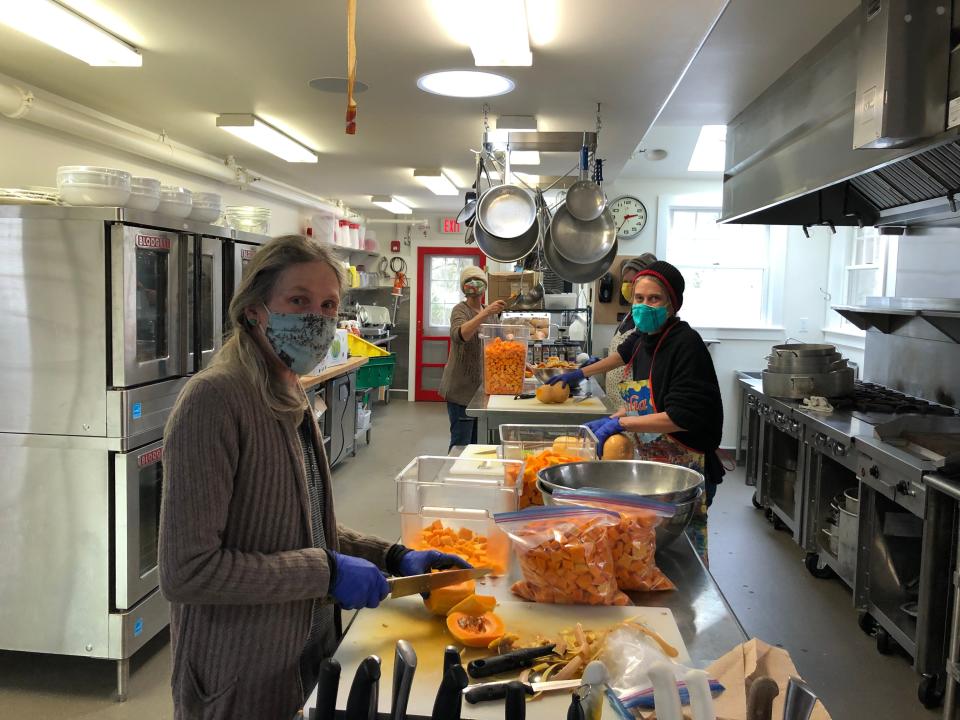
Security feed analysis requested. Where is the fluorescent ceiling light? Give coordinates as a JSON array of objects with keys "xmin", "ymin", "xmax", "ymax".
[
  {"xmin": 491, "ymin": 116, "xmax": 540, "ymax": 165},
  {"xmin": 216, "ymin": 114, "xmax": 318, "ymax": 163},
  {"xmin": 372, "ymin": 195, "xmax": 412, "ymax": 214},
  {"xmin": 417, "ymin": 70, "xmax": 514, "ymax": 98},
  {"xmin": 413, "ymin": 168, "xmax": 459, "ymax": 196},
  {"xmin": 0, "ymin": 0, "xmax": 141, "ymax": 66},
  {"xmin": 688, "ymin": 125, "xmax": 727, "ymax": 172},
  {"xmin": 470, "ymin": 0, "xmax": 532, "ymax": 66}
]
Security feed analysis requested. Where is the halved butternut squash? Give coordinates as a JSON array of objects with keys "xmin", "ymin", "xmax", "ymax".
[
  {"xmin": 446, "ymin": 611, "xmax": 505, "ymax": 648},
  {"xmin": 422, "ymin": 579, "xmax": 476, "ymax": 616},
  {"xmin": 446, "ymin": 593, "xmax": 497, "ymax": 618}
]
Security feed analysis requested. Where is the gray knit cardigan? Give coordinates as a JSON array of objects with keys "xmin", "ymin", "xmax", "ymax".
[{"xmin": 159, "ymin": 361, "xmax": 392, "ymax": 719}]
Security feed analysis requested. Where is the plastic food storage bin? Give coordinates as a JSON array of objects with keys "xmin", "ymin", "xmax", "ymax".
[
  {"xmin": 499, "ymin": 424, "xmax": 599, "ymax": 461},
  {"xmin": 396, "ymin": 455, "xmax": 524, "ymax": 575},
  {"xmin": 481, "ymin": 323, "xmax": 530, "ymax": 395}
]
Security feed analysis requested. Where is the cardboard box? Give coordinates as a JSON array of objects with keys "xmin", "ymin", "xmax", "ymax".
[
  {"xmin": 310, "ymin": 329, "xmax": 349, "ymax": 374},
  {"xmin": 487, "ymin": 271, "xmax": 536, "ymax": 304}
]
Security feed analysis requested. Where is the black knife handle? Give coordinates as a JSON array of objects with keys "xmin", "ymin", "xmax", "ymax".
[
  {"xmin": 505, "ymin": 682, "xmax": 527, "ymax": 720},
  {"xmin": 345, "ymin": 656, "xmax": 381, "ymax": 720},
  {"xmin": 443, "ymin": 645, "xmax": 461, "ymax": 674},
  {"xmin": 431, "ymin": 665, "xmax": 468, "ymax": 720},
  {"xmin": 467, "ymin": 644, "xmax": 556, "ymax": 679},
  {"xmin": 464, "ymin": 682, "xmax": 534, "ymax": 704},
  {"xmin": 566, "ymin": 692, "xmax": 585, "ymax": 720},
  {"xmin": 316, "ymin": 658, "xmax": 341, "ymax": 720}
]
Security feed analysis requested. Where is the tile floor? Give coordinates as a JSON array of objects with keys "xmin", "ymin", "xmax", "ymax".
[{"xmin": 0, "ymin": 400, "xmax": 941, "ymax": 718}]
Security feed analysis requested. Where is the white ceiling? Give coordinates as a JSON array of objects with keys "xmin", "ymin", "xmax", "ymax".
[
  {"xmin": 619, "ymin": 0, "xmax": 857, "ymax": 180},
  {"xmin": 0, "ymin": 0, "xmax": 729, "ymax": 213}
]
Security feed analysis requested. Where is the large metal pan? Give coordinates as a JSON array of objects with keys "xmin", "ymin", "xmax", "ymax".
[
  {"xmin": 761, "ymin": 367, "xmax": 855, "ymax": 399},
  {"xmin": 770, "ymin": 343, "xmax": 837, "ymax": 359},
  {"xmin": 549, "ymin": 200, "xmax": 617, "ymax": 266},
  {"xmin": 767, "ymin": 354, "xmax": 846, "ymax": 374},
  {"xmin": 476, "ymin": 184, "xmax": 537, "ymax": 240},
  {"xmin": 564, "ymin": 144, "xmax": 606, "ymax": 222},
  {"xmin": 474, "ymin": 212, "xmax": 538, "ymax": 262},
  {"xmin": 543, "ymin": 214, "xmax": 617, "ymax": 283}
]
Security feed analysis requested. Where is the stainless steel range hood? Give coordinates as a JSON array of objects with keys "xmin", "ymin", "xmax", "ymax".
[{"xmin": 721, "ymin": 1, "xmax": 959, "ymax": 230}]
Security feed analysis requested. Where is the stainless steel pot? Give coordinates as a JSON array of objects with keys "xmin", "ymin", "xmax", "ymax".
[
  {"xmin": 549, "ymin": 201, "xmax": 616, "ymax": 265},
  {"xmin": 766, "ymin": 353, "xmax": 846, "ymax": 374},
  {"xmin": 542, "ymin": 215, "xmax": 617, "ymax": 283},
  {"xmin": 476, "ymin": 184, "xmax": 537, "ymax": 240},
  {"xmin": 473, "ymin": 212, "xmax": 538, "ymax": 262},
  {"xmin": 770, "ymin": 343, "xmax": 837, "ymax": 358},
  {"xmin": 761, "ymin": 367, "xmax": 855, "ymax": 399}
]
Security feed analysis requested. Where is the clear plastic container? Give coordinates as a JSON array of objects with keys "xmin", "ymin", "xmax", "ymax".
[
  {"xmin": 226, "ymin": 206, "xmax": 270, "ymax": 234},
  {"xmin": 396, "ymin": 455, "xmax": 524, "ymax": 575},
  {"xmin": 57, "ymin": 166, "xmax": 131, "ymax": 206},
  {"xmin": 481, "ymin": 323, "xmax": 530, "ymax": 395},
  {"xmin": 499, "ymin": 424, "xmax": 599, "ymax": 461},
  {"xmin": 127, "ymin": 177, "xmax": 161, "ymax": 211},
  {"xmin": 349, "ymin": 222, "xmax": 360, "ymax": 248},
  {"xmin": 189, "ymin": 192, "xmax": 222, "ymax": 222}
]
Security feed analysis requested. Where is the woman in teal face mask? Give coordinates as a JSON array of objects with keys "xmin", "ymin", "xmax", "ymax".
[
  {"xmin": 160, "ymin": 235, "xmax": 467, "ymax": 719},
  {"xmin": 545, "ymin": 260, "xmax": 723, "ymax": 562}
]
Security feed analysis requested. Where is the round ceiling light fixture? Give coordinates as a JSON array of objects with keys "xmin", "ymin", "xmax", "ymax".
[
  {"xmin": 644, "ymin": 149, "xmax": 668, "ymax": 161},
  {"xmin": 309, "ymin": 77, "xmax": 369, "ymax": 94},
  {"xmin": 416, "ymin": 70, "xmax": 515, "ymax": 98}
]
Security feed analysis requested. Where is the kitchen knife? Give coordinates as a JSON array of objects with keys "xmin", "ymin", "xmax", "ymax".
[
  {"xmin": 443, "ymin": 645, "xmax": 462, "ymax": 675},
  {"xmin": 466, "ymin": 644, "xmax": 556, "ymax": 679},
  {"xmin": 746, "ymin": 676, "xmax": 779, "ymax": 720},
  {"xmin": 344, "ymin": 655, "xmax": 381, "ymax": 720},
  {"xmin": 387, "ymin": 567, "xmax": 491, "ymax": 599},
  {"xmin": 567, "ymin": 691, "xmax": 586, "ymax": 720},
  {"xmin": 390, "ymin": 640, "xmax": 417, "ymax": 720},
  {"xmin": 463, "ymin": 679, "xmax": 582, "ymax": 704},
  {"xmin": 431, "ymin": 664, "xmax": 469, "ymax": 720},
  {"xmin": 504, "ymin": 681, "xmax": 527, "ymax": 720},
  {"xmin": 782, "ymin": 677, "xmax": 818, "ymax": 720},
  {"xmin": 315, "ymin": 657, "xmax": 341, "ymax": 720}
]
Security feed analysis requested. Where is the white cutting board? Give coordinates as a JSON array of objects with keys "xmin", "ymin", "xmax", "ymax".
[
  {"xmin": 486, "ymin": 394, "xmax": 608, "ymax": 413},
  {"xmin": 330, "ymin": 596, "xmax": 689, "ymax": 720},
  {"xmin": 448, "ymin": 445, "xmax": 504, "ymax": 476}
]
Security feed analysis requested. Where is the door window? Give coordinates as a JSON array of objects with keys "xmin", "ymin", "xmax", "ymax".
[
  {"xmin": 137, "ymin": 461, "xmax": 162, "ymax": 577},
  {"xmin": 423, "ymin": 255, "xmax": 480, "ymax": 334},
  {"xmin": 135, "ymin": 248, "xmax": 169, "ymax": 362},
  {"xmin": 188, "ymin": 251, "xmax": 216, "ymax": 353}
]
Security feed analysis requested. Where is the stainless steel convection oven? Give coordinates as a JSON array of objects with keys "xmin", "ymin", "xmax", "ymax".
[{"xmin": 0, "ymin": 206, "xmax": 267, "ymax": 699}]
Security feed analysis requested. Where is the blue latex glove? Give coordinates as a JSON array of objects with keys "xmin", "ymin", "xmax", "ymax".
[
  {"xmin": 328, "ymin": 551, "xmax": 390, "ymax": 610},
  {"xmin": 586, "ymin": 416, "xmax": 625, "ymax": 458},
  {"xmin": 545, "ymin": 368, "xmax": 585, "ymax": 386},
  {"xmin": 397, "ymin": 549, "xmax": 472, "ymax": 577},
  {"xmin": 578, "ymin": 356, "xmax": 601, "ymax": 368}
]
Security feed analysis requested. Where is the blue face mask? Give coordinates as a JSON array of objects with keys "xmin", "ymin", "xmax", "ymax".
[
  {"xmin": 261, "ymin": 304, "xmax": 337, "ymax": 375},
  {"xmin": 632, "ymin": 303, "xmax": 669, "ymax": 333}
]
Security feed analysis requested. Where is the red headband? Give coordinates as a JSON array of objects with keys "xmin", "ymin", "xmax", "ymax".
[{"xmin": 636, "ymin": 270, "xmax": 679, "ymax": 309}]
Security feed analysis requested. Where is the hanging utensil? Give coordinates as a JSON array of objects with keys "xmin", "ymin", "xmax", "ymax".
[
  {"xmin": 565, "ymin": 140, "xmax": 606, "ymax": 222},
  {"xmin": 550, "ymin": 201, "xmax": 616, "ymax": 265},
  {"xmin": 458, "ymin": 190, "xmax": 478, "ymax": 228},
  {"xmin": 474, "ymin": 214, "xmax": 538, "ymax": 263},
  {"xmin": 543, "ymin": 212, "xmax": 618, "ymax": 283}
]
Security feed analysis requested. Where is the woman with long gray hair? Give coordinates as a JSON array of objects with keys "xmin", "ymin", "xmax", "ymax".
[{"xmin": 159, "ymin": 235, "xmax": 466, "ymax": 719}]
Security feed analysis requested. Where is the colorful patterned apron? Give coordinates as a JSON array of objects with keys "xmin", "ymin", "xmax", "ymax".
[
  {"xmin": 603, "ymin": 320, "xmax": 634, "ymax": 411},
  {"xmin": 618, "ymin": 323, "xmax": 710, "ymax": 564}
]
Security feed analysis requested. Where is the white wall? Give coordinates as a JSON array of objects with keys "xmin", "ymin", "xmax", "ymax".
[
  {"xmin": 0, "ymin": 116, "xmax": 306, "ymax": 234},
  {"xmin": 895, "ymin": 231, "xmax": 960, "ymax": 298}
]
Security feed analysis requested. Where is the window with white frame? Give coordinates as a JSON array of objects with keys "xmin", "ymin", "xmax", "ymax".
[
  {"xmin": 825, "ymin": 226, "xmax": 893, "ymax": 332},
  {"xmin": 662, "ymin": 207, "xmax": 774, "ymax": 327}
]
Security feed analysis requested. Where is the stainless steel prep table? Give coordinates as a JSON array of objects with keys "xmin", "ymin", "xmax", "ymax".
[
  {"xmin": 466, "ymin": 377, "xmax": 616, "ymax": 444},
  {"xmin": 301, "ymin": 534, "xmax": 746, "ymax": 717}
]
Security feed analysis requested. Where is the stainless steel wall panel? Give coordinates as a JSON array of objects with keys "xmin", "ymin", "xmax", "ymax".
[
  {"xmin": 0, "ymin": 439, "xmax": 111, "ymax": 656},
  {"xmin": 0, "ymin": 216, "xmax": 108, "ymax": 435}
]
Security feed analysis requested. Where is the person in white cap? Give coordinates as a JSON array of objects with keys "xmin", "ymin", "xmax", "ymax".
[{"xmin": 438, "ymin": 265, "xmax": 506, "ymax": 450}]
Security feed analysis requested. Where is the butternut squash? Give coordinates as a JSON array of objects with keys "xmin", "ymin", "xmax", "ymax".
[
  {"xmin": 535, "ymin": 383, "xmax": 570, "ymax": 404},
  {"xmin": 602, "ymin": 434, "xmax": 635, "ymax": 460},
  {"xmin": 422, "ymin": 579, "xmax": 476, "ymax": 616},
  {"xmin": 446, "ymin": 611, "xmax": 506, "ymax": 647}
]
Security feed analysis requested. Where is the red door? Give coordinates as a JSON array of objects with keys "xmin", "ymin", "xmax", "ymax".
[{"xmin": 415, "ymin": 247, "xmax": 486, "ymax": 402}]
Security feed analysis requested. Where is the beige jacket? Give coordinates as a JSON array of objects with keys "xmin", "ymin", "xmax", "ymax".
[{"xmin": 159, "ymin": 362, "xmax": 392, "ymax": 719}]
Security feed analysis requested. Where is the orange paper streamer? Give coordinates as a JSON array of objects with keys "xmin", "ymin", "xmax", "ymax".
[{"xmin": 345, "ymin": 0, "xmax": 358, "ymax": 134}]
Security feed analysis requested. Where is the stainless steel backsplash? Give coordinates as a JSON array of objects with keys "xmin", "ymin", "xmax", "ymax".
[{"xmin": 863, "ymin": 322, "xmax": 960, "ymax": 408}]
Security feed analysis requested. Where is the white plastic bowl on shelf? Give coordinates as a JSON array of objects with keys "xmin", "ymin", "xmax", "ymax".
[
  {"xmin": 57, "ymin": 165, "xmax": 131, "ymax": 206},
  {"xmin": 157, "ymin": 186, "xmax": 193, "ymax": 218},
  {"xmin": 127, "ymin": 176, "xmax": 161, "ymax": 211},
  {"xmin": 189, "ymin": 192, "xmax": 222, "ymax": 222}
]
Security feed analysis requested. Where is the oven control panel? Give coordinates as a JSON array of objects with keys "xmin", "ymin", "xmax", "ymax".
[{"xmin": 857, "ymin": 454, "xmax": 926, "ymax": 517}]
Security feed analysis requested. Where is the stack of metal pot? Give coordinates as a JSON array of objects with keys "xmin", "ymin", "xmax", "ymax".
[{"xmin": 761, "ymin": 343, "xmax": 855, "ymax": 399}]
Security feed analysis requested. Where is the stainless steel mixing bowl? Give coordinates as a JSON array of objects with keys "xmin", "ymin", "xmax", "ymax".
[{"xmin": 536, "ymin": 460, "xmax": 705, "ymax": 547}]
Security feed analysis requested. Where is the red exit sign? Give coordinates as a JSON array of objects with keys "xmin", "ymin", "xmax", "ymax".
[{"xmin": 440, "ymin": 217, "xmax": 461, "ymax": 234}]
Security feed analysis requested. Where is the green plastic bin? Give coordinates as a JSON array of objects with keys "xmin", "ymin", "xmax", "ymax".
[{"xmin": 356, "ymin": 353, "xmax": 396, "ymax": 389}]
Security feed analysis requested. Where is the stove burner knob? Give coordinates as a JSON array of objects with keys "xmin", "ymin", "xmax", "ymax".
[
  {"xmin": 869, "ymin": 465, "xmax": 880, "ymax": 479},
  {"xmin": 832, "ymin": 441, "xmax": 847, "ymax": 457},
  {"xmin": 815, "ymin": 433, "xmax": 828, "ymax": 448},
  {"xmin": 790, "ymin": 420, "xmax": 800, "ymax": 433},
  {"xmin": 895, "ymin": 480, "xmax": 914, "ymax": 496}
]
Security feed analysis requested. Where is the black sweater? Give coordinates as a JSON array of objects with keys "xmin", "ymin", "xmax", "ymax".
[{"xmin": 617, "ymin": 319, "xmax": 724, "ymax": 483}]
